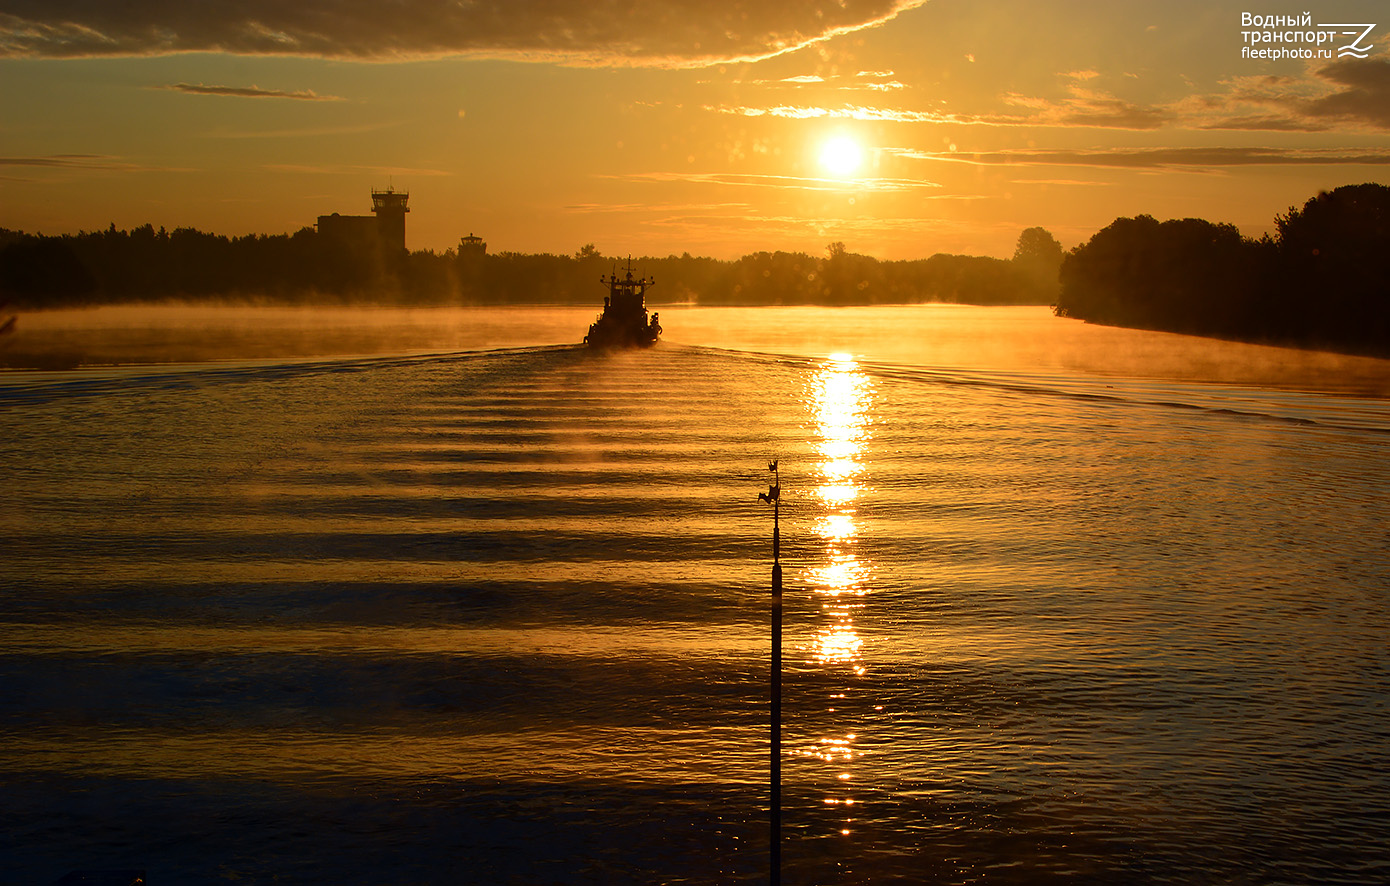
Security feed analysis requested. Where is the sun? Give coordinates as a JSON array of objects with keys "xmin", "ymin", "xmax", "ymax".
[{"xmin": 819, "ymin": 136, "xmax": 864, "ymax": 177}]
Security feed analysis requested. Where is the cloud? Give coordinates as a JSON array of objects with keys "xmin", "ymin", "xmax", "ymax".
[
  {"xmin": 564, "ymin": 201, "xmax": 754, "ymax": 214},
  {"xmin": 1158, "ymin": 60, "xmax": 1390, "ymax": 132},
  {"xmin": 263, "ymin": 163, "xmax": 452, "ymax": 177},
  {"xmin": 160, "ymin": 83, "xmax": 343, "ymax": 101},
  {"xmin": 996, "ymin": 75, "xmax": 1171, "ymax": 130},
  {"xmin": 0, "ymin": 1, "xmax": 929, "ymax": 67},
  {"xmin": 719, "ymin": 61, "xmax": 1390, "ymax": 133},
  {"xmin": 709, "ymin": 96, "xmax": 1164, "ymax": 128},
  {"xmin": 744, "ymin": 70, "xmax": 904, "ymax": 91},
  {"xmin": 1291, "ymin": 59, "xmax": 1390, "ymax": 129},
  {"xmin": 904, "ymin": 146, "xmax": 1390, "ymax": 169},
  {"xmin": 0, "ymin": 153, "xmax": 130, "ymax": 169},
  {"xmin": 712, "ymin": 70, "xmax": 1172, "ymax": 129},
  {"xmin": 709, "ymin": 103, "xmax": 957, "ymax": 123},
  {"xmin": 603, "ymin": 170, "xmax": 944, "ymax": 192},
  {"xmin": 1016, "ymin": 178, "xmax": 1114, "ymax": 187},
  {"xmin": 846, "ymin": 79, "xmax": 905, "ymax": 92},
  {"xmin": 0, "ymin": 153, "xmax": 191, "ymax": 175},
  {"xmin": 201, "ymin": 121, "xmax": 406, "ymax": 139}
]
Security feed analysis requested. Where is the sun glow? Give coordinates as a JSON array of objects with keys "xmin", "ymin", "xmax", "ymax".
[{"xmin": 819, "ymin": 136, "xmax": 863, "ymax": 176}]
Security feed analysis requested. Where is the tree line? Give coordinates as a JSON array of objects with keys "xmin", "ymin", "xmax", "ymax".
[
  {"xmin": 5, "ymin": 184, "xmax": 1385, "ymax": 355},
  {"xmin": 1055, "ymin": 183, "xmax": 1390, "ymax": 355},
  {"xmin": 0, "ymin": 223, "xmax": 1062, "ymax": 308}
]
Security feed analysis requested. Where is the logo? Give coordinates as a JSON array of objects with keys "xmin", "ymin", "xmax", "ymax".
[
  {"xmin": 1321, "ymin": 22, "xmax": 1376, "ymax": 57},
  {"xmin": 1240, "ymin": 13, "xmax": 1378, "ymax": 60}
]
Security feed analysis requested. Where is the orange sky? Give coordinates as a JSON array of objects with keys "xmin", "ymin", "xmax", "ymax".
[{"xmin": 3, "ymin": 0, "xmax": 1390, "ymax": 259}]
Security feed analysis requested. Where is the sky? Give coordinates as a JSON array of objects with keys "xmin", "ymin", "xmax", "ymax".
[{"xmin": 3, "ymin": 0, "xmax": 1390, "ymax": 260}]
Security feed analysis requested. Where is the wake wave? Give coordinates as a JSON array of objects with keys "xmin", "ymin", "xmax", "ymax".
[
  {"xmin": 6, "ymin": 340, "xmax": 1389, "ymax": 436},
  {"xmin": 0, "ymin": 345, "xmax": 574, "ymax": 406},
  {"xmin": 684, "ymin": 344, "xmax": 1390, "ymax": 436}
]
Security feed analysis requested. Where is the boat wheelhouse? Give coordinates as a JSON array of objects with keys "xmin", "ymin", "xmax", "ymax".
[{"xmin": 584, "ymin": 259, "xmax": 661, "ymax": 349}]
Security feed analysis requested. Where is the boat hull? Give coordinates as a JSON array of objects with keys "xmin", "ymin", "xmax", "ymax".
[
  {"xmin": 584, "ymin": 317, "xmax": 661, "ymax": 349},
  {"xmin": 584, "ymin": 260, "xmax": 661, "ymax": 349}
]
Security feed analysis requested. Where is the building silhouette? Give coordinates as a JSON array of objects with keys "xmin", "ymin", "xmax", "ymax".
[
  {"xmin": 459, "ymin": 233, "xmax": 486, "ymax": 257},
  {"xmin": 316, "ymin": 186, "xmax": 410, "ymax": 263},
  {"xmin": 370, "ymin": 186, "xmax": 409, "ymax": 255}
]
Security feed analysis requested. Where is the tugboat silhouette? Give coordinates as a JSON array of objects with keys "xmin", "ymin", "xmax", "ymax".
[{"xmin": 584, "ymin": 258, "xmax": 661, "ymax": 349}]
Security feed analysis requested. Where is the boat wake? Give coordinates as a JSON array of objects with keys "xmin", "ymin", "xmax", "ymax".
[
  {"xmin": 0, "ymin": 346, "xmax": 572, "ymax": 407},
  {"xmin": 679, "ymin": 343, "xmax": 1390, "ymax": 437}
]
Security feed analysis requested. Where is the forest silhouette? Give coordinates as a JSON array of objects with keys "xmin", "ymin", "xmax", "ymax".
[
  {"xmin": 1056, "ymin": 183, "xmax": 1390, "ymax": 356},
  {"xmin": 0, "ymin": 224, "xmax": 1056, "ymax": 309},
  {"xmin": 3, "ymin": 183, "xmax": 1389, "ymax": 355}
]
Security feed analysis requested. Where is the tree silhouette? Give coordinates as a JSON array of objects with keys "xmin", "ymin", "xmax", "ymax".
[
  {"xmin": 1013, "ymin": 227, "xmax": 1062, "ymax": 270},
  {"xmin": 1273, "ymin": 183, "xmax": 1390, "ymax": 349},
  {"xmin": 1055, "ymin": 184, "xmax": 1390, "ymax": 355},
  {"xmin": 1057, "ymin": 215, "xmax": 1257, "ymax": 334},
  {"xmin": 1012, "ymin": 227, "xmax": 1064, "ymax": 300}
]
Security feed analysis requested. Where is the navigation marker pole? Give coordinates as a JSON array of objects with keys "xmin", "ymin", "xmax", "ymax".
[{"xmin": 758, "ymin": 460, "xmax": 782, "ymax": 886}]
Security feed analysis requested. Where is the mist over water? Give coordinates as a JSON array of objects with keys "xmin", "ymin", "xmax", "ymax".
[
  {"xmin": 8, "ymin": 303, "xmax": 1390, "ymax": 397},
  {"xmin": 2, "ymin": 306, "xmax": 1388, "ymax": 884}
]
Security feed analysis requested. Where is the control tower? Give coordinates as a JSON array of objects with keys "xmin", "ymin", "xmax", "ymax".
[{"xmin": 371, "ymin": 186, "xmax": 410, "ymax": 255}]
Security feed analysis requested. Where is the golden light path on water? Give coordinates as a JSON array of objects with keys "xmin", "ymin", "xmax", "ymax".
[{"xmin": 799, "ymin": 352, "xmax": 875, "ymax": 837}]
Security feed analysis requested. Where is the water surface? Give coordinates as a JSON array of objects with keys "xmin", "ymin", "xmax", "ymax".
[{"xmin": 2, "ymin": 306, "xmax": 1388, "ymax": 883}]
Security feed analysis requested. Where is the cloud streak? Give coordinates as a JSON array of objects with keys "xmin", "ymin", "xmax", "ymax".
[
  {"xmin": 160, "ymin": 83, "xmax": 343, "ymax": 101},
  {"xmin": 0, "ymin": 153, "xmax": 130, "ymax": 169},
  {"xmin": 604, "ymin": 170, "xmax": 944, "ymax": 192},
  {"xmin": 709, "ymin": 104, "xmax": 961, "ymax": 123},
  {"xmin": 0, "ymin": 1, "xmax": 928, "ymax": 67},
  {"xmin": 1206, "ymin": 59, "xmax": 1390, "ymax": 131},
  {"xmin": 903, "ymin": 146, "xmax": 1390, "ymax": 169},
  {"xmin": 0, "ymin": 154, "xmax": 191, "ymax": 176},
  {"xmin": 716, "ymin": 60, "xmax": 1390, "ymax": 133},
  {"xmin": 263, "ymin": 163, "xmax": 452, "ymax": 177},
  {"xmin": 744, "ymin": 70, "xmax": 905, "ymax": 91}
]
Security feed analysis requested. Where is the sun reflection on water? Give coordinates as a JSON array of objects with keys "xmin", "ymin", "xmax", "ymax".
[
  {"xmin": 805, "ymin": 352, "xmax": 874, "ymax": 663},
  {"xmin": 800, "ymin": 352, "xmax": 875, "ymax": 828}
]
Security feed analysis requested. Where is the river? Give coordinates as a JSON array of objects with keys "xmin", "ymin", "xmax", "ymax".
[{"xmin": 2, "ymin": 305, "xmax": 1387, "ymax": 883}]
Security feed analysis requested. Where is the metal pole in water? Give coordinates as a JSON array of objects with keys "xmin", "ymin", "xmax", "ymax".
[{"xmin": 759, "ymin": 461, "xmax": 782, "ymax": 886}]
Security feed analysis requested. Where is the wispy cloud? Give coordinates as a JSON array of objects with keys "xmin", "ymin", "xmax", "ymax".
[
  {"xmin": 903, "ymin": 146, "xmax": 1390, "ymax": 169},
  {"xmin": 707, "ymin": 80, "xmax": 1168, "ymax": 129},
  {"xmin": 0, "ymin": 153, "xmax": 135, "ymax": 169},
  {"xmin": 0, "ymin": 1, "xmax": 929, "ymax": 67},
  {"xmin": 263, "ymin": 163, "xmax": 452, "ymax": 177},
  {"xmin": 564, "ymin": 201, "xmax": 754, "ymax": 214},
  {"xmin": 604, "ymin": 170, "xmax": 944, "ymax": 192},
  {"xmin": 994, "ymin": 74, "xmax": 1171, "ymax": 130},
  {"xmin": 1188, "ymin": 59, "xmax": 1390, "ymax": 132},
  {"xmin": 0, "ymin": 154, "xmax": 192, "ymax": 176},
  {"xmin": 1002, "ymin": 60, "xmax": 1390, "ymax": 133},
  {"xmin": 1304, "ymin": 59, "xmax": 1390, "ymax": 127},
  {"xmin": 716, "ymin": 59, "xmax": 1390, "ymax": 133},
  {"xmin": 202, "ymin": 120, "xmax": 405, "ymax": 140},
  {"xmin": 850, "ymin": 80, "xmax": 906, "ymax": 92},
  {"xmin": 746, "ymin": 70, "xmax": 905, "ymax": 90},
  {"xmin": 708, "ymin": 104, "xmax": 959, "ymax": 123},
  {"xmin": 1018, "ymin": 178, "xmax": 1115, "ymax": 187},
  {"xmin": 160, "ymin": 83, "xmax": 343, "ymax": 101}
]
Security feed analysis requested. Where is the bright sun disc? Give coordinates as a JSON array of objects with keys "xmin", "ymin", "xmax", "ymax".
[{"xmin": 820, "ymin": 136, "xmax": 863, "ymax": 176}]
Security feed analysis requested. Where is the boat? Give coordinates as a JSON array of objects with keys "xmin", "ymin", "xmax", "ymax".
[{"xmin": 584, "ymin": 259, "xmax": 661, "ymax": 349}]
